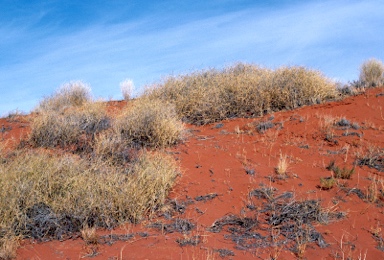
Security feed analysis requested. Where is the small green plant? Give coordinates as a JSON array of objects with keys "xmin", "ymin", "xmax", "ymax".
[
  {"xmin": 359, "ymin": 58, "xmax": 384, "ymax": 88},
  {"xmin": 326, "ymin": 160, "xmax": 355, "ymax": 179},
  {"xmin": 319, "ymin": 177, "xmax": 336, "ymax": 190}
]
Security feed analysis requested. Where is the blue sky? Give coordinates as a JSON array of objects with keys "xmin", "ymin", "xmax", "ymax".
[{"xmin": 1, "ymin": 0, "xmax": 383, "ymax": 115}]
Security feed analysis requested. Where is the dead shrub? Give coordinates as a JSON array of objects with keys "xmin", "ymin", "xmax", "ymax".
[{"xmin": 356, "ymin": 146, "xmax": 384, "ymax": 172}]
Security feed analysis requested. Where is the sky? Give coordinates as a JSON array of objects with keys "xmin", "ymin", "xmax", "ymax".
[{"xmin": 1, "ymin": 0, "xmax": 383, "ymax": 115}]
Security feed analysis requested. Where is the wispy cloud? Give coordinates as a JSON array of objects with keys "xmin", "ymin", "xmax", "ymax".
[{"xmin": 1, "ymin": 0, "xmax": 383, "ymax": 115}]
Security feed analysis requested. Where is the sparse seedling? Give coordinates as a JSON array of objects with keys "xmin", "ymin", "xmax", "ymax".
[
  {"xmin": 320, "ymin": 177, "xmax": 336, "ymax": 190},
  {"xmin": 367, "ymin": 177, "xmax": 378, "ymax": 203},
  {"xmin": 81, "ymin": 225, "xmax": 98, "ymax": 245},
  {"xmin": 275, "ymin": 153, "xmax": 289, "ymax": 177},
  {"xmin": 326, "ymin": 160, "xmax": 355, "ymax": 179}
]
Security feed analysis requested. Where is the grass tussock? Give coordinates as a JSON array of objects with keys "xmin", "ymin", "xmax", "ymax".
[
  {"xmin": 36, "ymin": 81, "xmax": 92, "ymax": 113},
  {"xmin": 114, "ymin": 98, "xmax": 184, "ymax": 148},
  {"xmin": 145, "ymin": 63, "xmax": 337, "ymax": 125},
  {"xmin": 0, "ymin": 150, "xmax": 178, "ymax": 240},
  {"xmin": 0, "ymin": 236, "xmax": 18, "ymax": 260},
  {"xmin": 359, "ymin": 58, "xmax": 384, "ymax": 88},
  {"xmin": 29, "ymin": 101, "xmax": 110, "ymax": 148}
]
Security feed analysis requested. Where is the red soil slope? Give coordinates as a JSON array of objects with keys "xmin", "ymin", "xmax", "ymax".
[{"xmin": 2, "ymin": 88, "xmax": 384, "ymax": 259}]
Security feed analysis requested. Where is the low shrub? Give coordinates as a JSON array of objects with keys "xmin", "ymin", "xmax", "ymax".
[{"xmin": 114, "ymin": 98, "xmax": 184, "ymax": 147}]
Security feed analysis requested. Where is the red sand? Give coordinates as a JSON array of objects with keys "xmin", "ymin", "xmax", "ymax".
[{"xmin": 1, "ymin": 88, "xmax": 384, "ymax": 259}]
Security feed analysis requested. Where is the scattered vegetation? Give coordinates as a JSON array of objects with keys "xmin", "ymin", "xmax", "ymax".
[
  {"xmin": 210, "ymin": 189, "xmax": 344, "ymax": 256},
  {"xmin": 1, "ymin": 59, "xmax": 383, "ymax": 258},
  {"xmin": 356, "ymin": 146, "xmax": 384, "ymax": 172}
]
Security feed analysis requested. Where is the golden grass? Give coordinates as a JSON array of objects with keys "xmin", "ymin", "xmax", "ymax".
[
  {"xmin": 145, "ymin": 63, "xmax": 337, "ymax": 125},
  {"xmin": 0, "ymin": 150, "xmax": 178, "ymax": 239},
  {"xmin": 29, "ymin": 101, "xmax": 110, "ymax": 148},
  {"xmin": 275, "ymin": 153, "xmax": 289, "ymax": 177},
  {"xmin": 81, "ymin": 225, "xmax": 98, "ymax": 245},
  {"xmin": 319, "ymin": 177, "xmax": 336, "ymax": 190},
  {"xmin": 0, "ymin": 236, "xmax": 18, "ymax": 260},
  {"xmin": 114, "ymin": 97, "xmax": 184, "ymax": 148},
  {"xmin": 359, "ymin": 58, "xmax": 384, "ymax": 88},
  {"xmin": 36, "ymin": 81, "xmax": 92, "ymax": 112}
]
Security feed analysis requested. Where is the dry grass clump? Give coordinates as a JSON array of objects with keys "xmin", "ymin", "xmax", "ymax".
[
  {"xmin": 0, "ymin": 236, "xmax": 18, "ymax": 260},
  {"xmin": 114, "ymin": 98, "xmax": 184, "ymax": 148},
  {"xmin": 145, "ymin": 64, "xmax": 271, "ymax": 125},
  {"xmin": 319, "ymin": 177, "xmax": 336, "ymax": 190},
  {"xmin": 267, "ymin": 66, "xmax": 337, "ymax": 111},
  {"xmin": 145, "ymin": 63, "xmax": 337, "ymax": 125},
  {"xmin": 29, "ymin": 101, "xmax": 110, "ymax": 148},
  {"xmin": 81, "ymin": 225, "xmax": 98, "ymax": 245},
  {"xmin": 92, "ymin": 131, "xmax": 134, "ymax": 165},
  {"xmin": 36, "ymin": 81, "xmax": 92, "ymax": 112},
  {"xmin": 326, "ymin": 160, "xmax": 355, "ymax": 179},
  {"xmin": 0, "ymin": 150, "xmax": 178, "ymax": 240},
  {"xmin": 275, "ymin": 153, "xmax": 289, "ymax": 177},
  {"xmin": 359, "ymin": 58, "xmax": 384, "ymax": 88}
]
